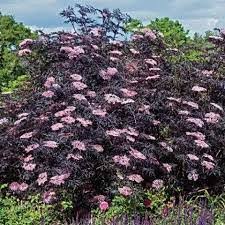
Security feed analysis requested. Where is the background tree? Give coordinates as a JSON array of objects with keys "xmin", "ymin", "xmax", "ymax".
[{"xmin": 0, "ymin": 13, "xmax": 37, "ymax": 93}]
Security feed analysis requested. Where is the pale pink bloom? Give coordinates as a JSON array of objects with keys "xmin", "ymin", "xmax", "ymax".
[
  {"xmin": 65, "ymin": 106, "xmax": 76, "ymax": 112},
  {"xmin": 51, "ymin": 123, "xmax": 64, "ymax": 131},
  {"xmin": 104, "ymin": 94, "xmax": 121, "ymax": 104},
  {"xmin": 99, "ymin": 67, "xmax": 118, "ymax": 80},
  {"xmin": 186, "ymin": 132, "xmax": 205, "ymax": 141},
  {"xmin": 162, "ymin": 163, "xmax": 172, "ymax": 173},
  {"xmin": 0, "ymin": 118, "xmax": 8, "ymax": 125},
  {"xmin": 194, "ymin": 139, "xmax": 209, "ymax": 148},
  {"xmin": 25, "ymin": 143, "xmax": 39, "ymax": 153},
  {"xmin": 72, "ymin": 81, "xmax": 87, "ymax": 90},
  {"xmin": 131, "ymin": 34, "xmax": 144, "ymax": 41},
  {"xmin": 50, "ymin": 173, "xmax": 70, "ymax": 186},
  {"xmin": 110, "ymin": 57, "xmax": 119, "ymax": 62},
  {"xmin": 86, "ymin": 91, "xmax": 97, "ymax": 98},
  {"xmin": 142, "ymin": 134, "xmax": 156, "ymax": 140},
  {"xmin": 138, "ymin": 104, "xmax": 150, "ymax": 114},
  {"xmin": 146, "ymin": 75, "xmax": 160, "ymax": 80},
  {"xmin": 129, "ymin": 147, "xmax": 146, "ymax": 160},
  {"xmin": 23, "ymin": 155, "xmax": 34, "ymax": 162},
  {"xmin": 149, "ymin": 68, "xmax": 161, "ymax": 72},
  {"xmin": 44, "ymin": 77, "xmax": 56, "ymax": 88},
  {"xmin": 142, "ymin": 29, "xmax": 157, "ymax": 40},
  {"xmin": 127, "ymin": 174, "xmax": 144, "ymax": 183},
  {"xmin": 109, "ymin": 50, "xmax": 123, "ymax": 56},
  {"xmin": 167, "ymin": 97, "xmax": 182, "ymax": 103},
  {"xmin": 91, "ymin": 145, "xmax": 104, "ymax": 152},
  {"xmin": 9, "ymin": 182, "xmax": 20, "ymax": 191},
  {"xmin": 124, "ymin": 127, "xmax": 139, "ymax": 137},
  {"xmin": 19, "ymin": 38, "xmax": 33, "ymax": 48},
  {"xmin": 130, "ymin": 48, "xmax": 140, "ymax": 54},
  {"xmin": 187, "ymin": 154, "xmax": 199, "ymax": 161},
  {"xmin": 70, "ymin": 74, "xmax": 82, "ymax": 81},
  {"xmin": 99, "ymin": 201, "xmax": 109, "ymax": 211},
  {"xmin": 178, "ymin": 110, "xmax": 190, "ymax": 115},
  {"xmin": 113, "ymin": 155, "xmax": 130, "ymax": 167},
  {"xmin": 14, "ymin": 117, "xmax": 27, "ymax": 125},
  {"xmin": 20, "ymin": 132, "xmax": 33, "ymax": 139},
  {"xmin": 126, "ymin": 135, "xmax": 135, "ymax": 142},
  {"xmin": 118, "ymin": 186, "xmax": 133, "ymax": 196},
  {"xmin": 152, "ymin": 179, "xmax": 164, "ymax": 190},
  {"xmin": 204, "ymin": 112, "xmax": 221, "ymax": 124},
  {"xmin": 22, "ymin": 162, "xmax": 36, "ymax": 171},
  {"xmin": 61, "ymin": 116, "xmax": 75, "ymax": 124},
  {"xmin": 201, "ymin": 161, "xmax": 215, "ymax": 170},
  {"xmin": 208, "ymin": 35, "xmax": 223, "ymax": 42},
  {"xmin": 37, "ymin": 172, "xmax": 48, "ymax": 186},
  {"xmin": 60, "ymin": 46, "xmax": 85, "ymax": 59},
  {"xmin": 120, "ymin": 88, "xmax": 137, "ymax": 97},
  {"xmin": 210, "ymin": 103, "xmax": 223, "ymax": 112},
  {"xmin": 203, "ymin": 154, "xmax": 214, "ymax": 161},
  {"xmin": 145, "ymin": 58, "xmax": 157, "ymax": 66},
  {"xmin": 120, "ymin": 98, "xmax": 134, "ymax": 105},
  {"xmin": 106, "ymin": 129, "xmax": 123, "ymax": 137},
  {"xmin": 42, "ymin": 191, "xmax": 56, "ymax": 204},
  {"xmin": 73, "ymin": 94, "xmax": 87, "ymax": 101},
  {"xmin": 42, "ymin": 90, "xmax": 54, "ymax": 98},
  {"xmin": 159, "ymin": 142, "xmax": 173, "ymax": 152},
  {"xmin": 72, "ymin": 140, "xmax": 86, "ymax": 151},
  {"xmin": 186, "ymin": 117, "xmax": 204, "ymax": 128},
  {"xmin": 43, "ymin": 141, "xmax": 58, "ymax": 148},
  {"xmin": 66, "ymin": 153, "xmax": 83, "ymax": 160},
  {"xmin": 202, "ymin": 70, "xmax": 213, "ymax": 77},
  {"xmin": 92, "ymin": 109, "xmax": 107, "ymax": 117},
  {"xmin": 91, "ymin": 44, "xmax": 99, "ymax": 50},
  {"xmin": 110, "ymin": 40, "xmax": 123, "ymax": 47},
  {"xmin": 188, "ymin": 170, "xmax": 199, "ymax": 181},
  {"xmin": 182, "ymin": 101, "xmax": 199, "ymax": 109},
  {"xmin": 18, "ymin": 113, "xmax": 29, "ymax": 118},
  {"xmin": 9, "ymin": 182, "xmax": 28, "ymax": 192},
  {"xmin": 18, "ymin": 49, "xmax": 32, "ymax": 56},
  {"xmin": 152, "ymin": 120, "xmax": 161, "ymax": 125},
  {"xmin": 54, "ymin": 110, "xmax": 69, "ymax": 117},
  {"xmin": 192, "ymin": 85, "xmax": 207, "ymax": 92},
  {"xmin": 76, "ymin": 117, "xmax": 92, "ymax": 127}
]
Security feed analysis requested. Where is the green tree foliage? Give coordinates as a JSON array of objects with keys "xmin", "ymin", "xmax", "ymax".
[{"xmin": 0, "ymin": 13, "xmax": 36, "ymax": 93}]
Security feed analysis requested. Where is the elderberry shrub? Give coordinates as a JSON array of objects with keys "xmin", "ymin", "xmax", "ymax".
[{"xmin": 0, "ymin": 4, "xmax": 225, "ymax": 209}]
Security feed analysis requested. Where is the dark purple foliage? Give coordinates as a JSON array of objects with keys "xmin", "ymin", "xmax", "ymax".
[{"xmin": 0, "ymin": 5, "xmax": 225, "ymax": 209}]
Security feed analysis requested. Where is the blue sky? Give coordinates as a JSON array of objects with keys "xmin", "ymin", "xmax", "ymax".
[{"xmin": 1, "ymin": 0, "xmax": 225, "ymax": 35}]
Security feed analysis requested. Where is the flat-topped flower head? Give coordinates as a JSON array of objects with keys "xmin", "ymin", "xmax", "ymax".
[
  {"xmin": 127, "ymin": 174, "xmax": 144, "ymax": 183},
  {"xmin": 152, "ymin": 179, "xmax": 164, "ymax": 190},
  {"xmin": 192, "ymin": 85, "xmax": 207, "ymax": 92},
  {"xmin": 113, "ymin": 155, "xmax": 130, "ymax": 167},
  {"xmin": 72, "ymin": 82, "xmax": 87, "ymax": 90},
  {"xmin": 42, "ymin": 90, "xmax": 54, "ymax": 98},
  {"xmin": 72, "ymin": 140, "xmax": 86, "ymax": 151},
  {"xmin": 186, "ymin": 117, "xmax": 204, "ymax": 128},
  {"xmin": 20, "ymin": 132, "xmax": 33, "ymax": 139},
  {"xmin": 129, "ymin": 147, "xmax": 146, "ymax": 160},
  {"xmin": 43, "ymin": 141, "xmax": 58, "ymax": 148},
  {"xmin": 51, "ymin": 123, "xmax": 64, "ymax": 131},
  {"xmin": 76, "ymin": 117, "xmax": 92, "ymax": 127},
  {"xmin": 37, "ymin": 172, "xmax": 48, "ymax": 186},
  {"xmin": 50, "ymin": 173, "xmax": 70, "ymax": 185},
  {"xmin": 204, "ymin": 112, "xmax": 221, "ymax": 124},
  {"xmin": 118, "ymin": 186, "xmax": 133, "ymax": 196}
]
